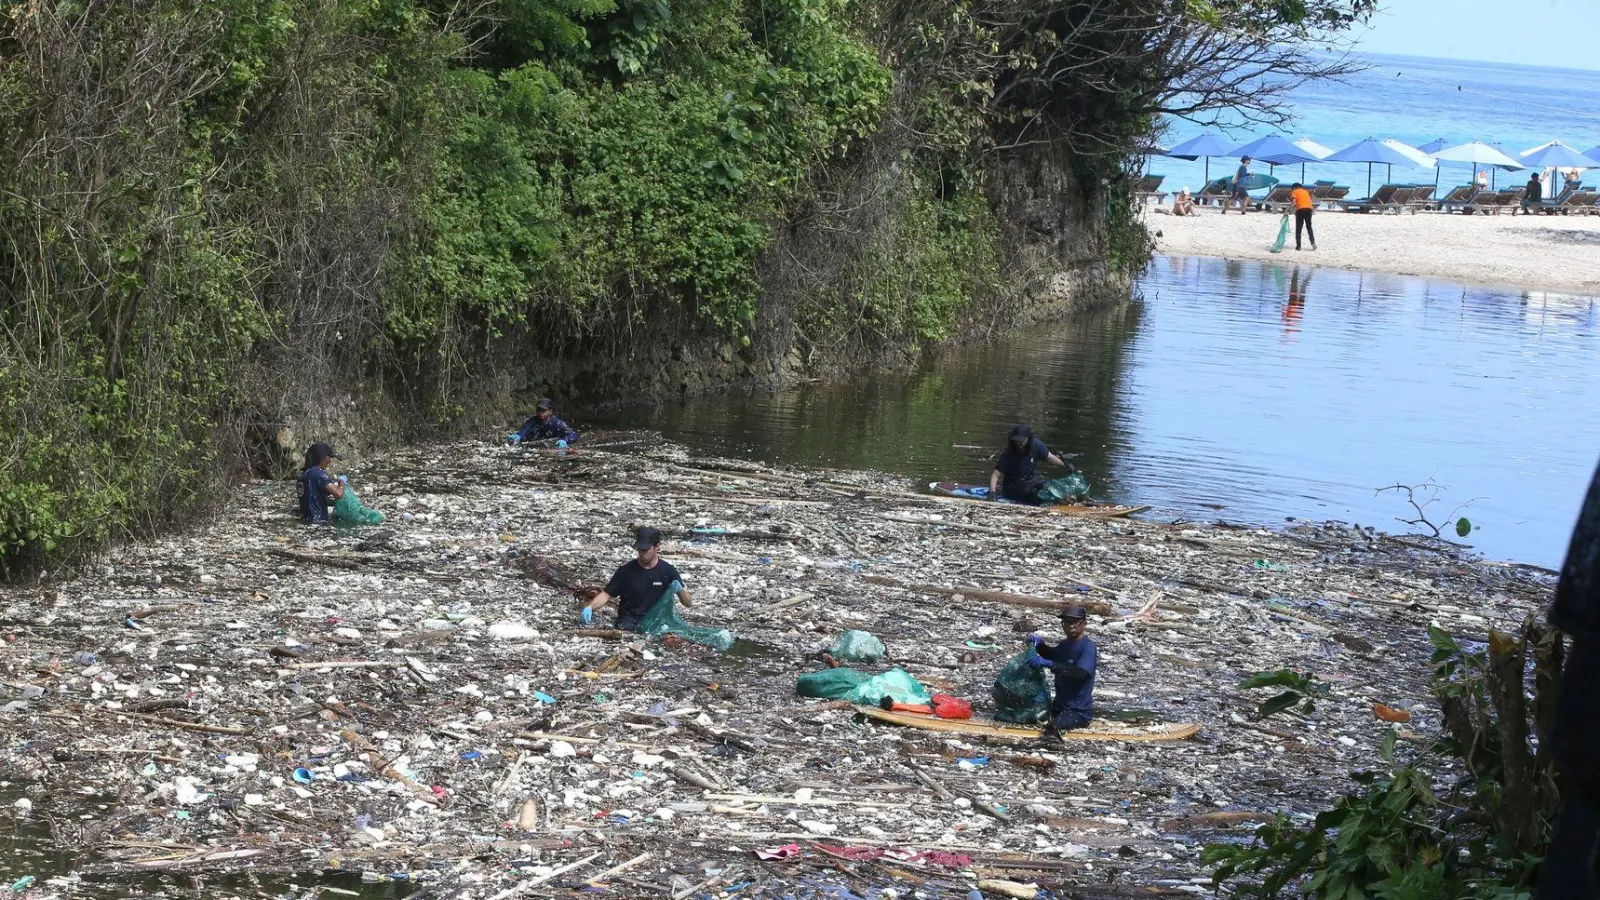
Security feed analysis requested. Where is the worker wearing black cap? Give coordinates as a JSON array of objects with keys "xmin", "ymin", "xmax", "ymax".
[
  {"xmin": 1027, "ymin": 605, "xmax": 1098, "ymax": 737},
  {"xmin": 298, "ymin": 442, "xmax": 346, "ymax": 525},
  {"xmin": 581, "ymin": 527, "xmax": 692, "ymax": 632},
  {"xmin": 989, "ymin": 423, "xmax": 1075, "ymax": 505},
  {"xmin": 509, "ymin": 397, "xmax": 579, "ymax": 446}
]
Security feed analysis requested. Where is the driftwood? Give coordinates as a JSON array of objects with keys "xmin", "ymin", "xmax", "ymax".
[{"xmin": 862, "ymin": 574, "xmax": 1116, "ymax": 617}]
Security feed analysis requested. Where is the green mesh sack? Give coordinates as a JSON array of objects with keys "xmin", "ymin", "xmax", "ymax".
[
  {"xmin": 993, "ymin": 648, "xmax": 1051, "ymax": 724},
  {"xmin": 1037, "ymin": 472, "xmax": 1091, "ymax": 504},
  {"xmin": 637, "ymin": 581, "xmax": 735, "ymax": 651},
  {"xmin": 796, "ymin": 668, "xmax": 871, "ymax": 700},
  {"xmin": 843, "ymin": 668, "xmax": 932, "ymax": 707},
  {"xmin": 827, "ymin": 630, "xmax": 887, "ymax": 663},
  {"xmin": 332, "ymin": 488, "xmax": 385, "ymax": 526}
]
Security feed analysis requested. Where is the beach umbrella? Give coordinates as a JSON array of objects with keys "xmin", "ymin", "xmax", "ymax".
[
  {"xmin": 1324, "ymin": 137, "xmax": 1426, "ymax": 196},
  {"xmin": 1432, "ymin": 141, "xmax": 1523, "ymax": 190},
  {"xmin": 1163, "ymin": 132, "xmax": 1235, "ymax": 183},
  {"xmin": 1222, "ymin": 135, "xmax": 1322, "ymax": 186},
  {"xmin": 1378, "ymin": 138, "xmax": 1436, "ymax": 184},
  {"xmin": 1416, "ymin": 138, "xmax": 1451, "ymax": 154},
  {"xmin": 1585, "ymin": 146, "xmax": 1600, "ymax": 164},
  {"xmin": 1519, "ymin": 141, "xmax": 1600, "ymax": 169},
  {"xmin": 1289, "ymin": 138, "xmax": 1333, "ymax": 183}
]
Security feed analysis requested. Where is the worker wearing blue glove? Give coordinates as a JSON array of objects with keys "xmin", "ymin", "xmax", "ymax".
[
  {"xmin": 1026, "ymin": 605, "xmax": 1097, "ymax": 737},
  {"xmin": 580, "ymin": 605, "xmax": 593, "ymax": 625}
]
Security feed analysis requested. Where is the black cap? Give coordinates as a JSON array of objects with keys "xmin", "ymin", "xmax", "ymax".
[
  {"xmin": 1060, "ymin": 604, "xmax": 1088, "ymax": 620},
  {"xmin": 633, "ymin": 527, "xmax": 662, "ymax": 550},
  {"xmin": 309, "ymin": 441, "xmax": 341, "ymax": 461},
  {"xmin": 536, "ymin": 397, "xmax": 554, "ymax": 411},
  {"xmin": 1009, "ymin": 423, "xmax": 1033, "ymax": 443}
]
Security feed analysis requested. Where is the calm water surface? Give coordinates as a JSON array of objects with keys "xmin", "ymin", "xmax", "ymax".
[{"xmin": 595, "ymin": 256, "xmax": 1600, "ymax": 567}]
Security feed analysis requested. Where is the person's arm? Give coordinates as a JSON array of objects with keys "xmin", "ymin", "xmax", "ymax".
[
  {"xmin": 677, "ymin": 587, "xmax": 693, "ymax": 607},
  {"xmin": 988, "ymin": 466, "xmax": 1001, "ymax": 498},
  {"xmin": 557, "ymin": 417, "xmax": 578, "ymax": 444},
  {"xmin": 585, "ymin": 590, "xmax": 613, "ymax": 613},
  {"xmin": 327, "ymin": 480, "xmax": 345, "ymax": 500}
]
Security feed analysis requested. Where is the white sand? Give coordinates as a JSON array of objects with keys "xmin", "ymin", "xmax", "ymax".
[{"xmin": 1147, "ymin": 205, "xmax": 1600, "ymax": 295}]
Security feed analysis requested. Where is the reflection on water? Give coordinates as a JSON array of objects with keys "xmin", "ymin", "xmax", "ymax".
[{"xmin": 593, "ymin": 256, "xmax": 1599, "ymax": 566}]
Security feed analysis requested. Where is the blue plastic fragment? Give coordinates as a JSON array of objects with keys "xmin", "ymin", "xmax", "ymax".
[
  {"xmin": 532, "ymin": 691, "xmax": 556, "ymax": 704},
  {"xmin": 461, "ymin": 750, "xmax": 483, "ymax": 761},
  {"xmin": 292, "ymin": 767, "xmax": 315, "ymax": 784}
]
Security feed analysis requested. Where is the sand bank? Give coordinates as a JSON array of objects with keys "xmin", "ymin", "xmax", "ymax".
[{"xmin": 1148, "ymin": 204, "xmax": 1600, "ymax": 295}]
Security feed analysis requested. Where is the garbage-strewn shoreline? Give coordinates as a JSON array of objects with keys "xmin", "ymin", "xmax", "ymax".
[{"xmin": 0, "ymin": 438, "xmax": 1556, "ymax": 898}]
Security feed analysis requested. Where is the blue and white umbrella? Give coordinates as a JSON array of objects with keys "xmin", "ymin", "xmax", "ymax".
[
  {"xmin": 1324, "ymin": 137, "xmax": 1429, "ymax": 196},
  {"xmin": 1519, "ymin": 141, "xmax": 1600, "ymax": 170},
  {"xmin": 1164, "ymin": 133, "xmax": 1237, "ymax": 183},
  {"xmin": 1433, "ymin": 141, "xmax": 1523, "ymax": 189}
]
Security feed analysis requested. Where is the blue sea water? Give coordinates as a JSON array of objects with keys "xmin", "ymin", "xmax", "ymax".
[{"xmin": 1152, "ymin": 52, "xmax": 1600, "ymax": 196}]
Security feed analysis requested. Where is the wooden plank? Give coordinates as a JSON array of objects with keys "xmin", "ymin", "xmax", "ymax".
[{"xmin": 852, "ymin": 705, "xmax": 1201, "ymax": 743}]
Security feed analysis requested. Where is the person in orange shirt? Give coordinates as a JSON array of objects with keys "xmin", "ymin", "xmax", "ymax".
[{"xmin": 1290, "ymin": 182, "xmax": 1317, "ymax": 251}]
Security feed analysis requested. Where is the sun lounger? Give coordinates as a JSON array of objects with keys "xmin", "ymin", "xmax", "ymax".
[
  {"xmin": 1339, "ymin": 184, "xmax": 1401, "ymax": 213},
  {"xmin": 1134, "ymin": 174, "xmax": 1167, "ymax": 205},
  {"xmin": 1433, "ymin": 185, "xmax": 1478, "ymax": 212},
  {"xmin": 1471, "ymin": 188, "xmax": 1521, "ymax": 215},
  {"xmin": 1561, "ymin": 189, "xmax": 1600, "ymax": 214},
  {"xmin": 1257, "ymin": 185, "xmax": 1295, "ymax": 212},
  {"xmin": 1527, "ymin": 186, "xmax": 1578, "ymax": 214},
  {"xmin": 1195, "ymin": 179, "xmax": 1227, "ymax": 206}
]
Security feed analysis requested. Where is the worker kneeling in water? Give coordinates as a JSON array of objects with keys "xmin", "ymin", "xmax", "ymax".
[{"xmin": 1027, "ymin": 604, "xmax": 1097, "ymax": 739}]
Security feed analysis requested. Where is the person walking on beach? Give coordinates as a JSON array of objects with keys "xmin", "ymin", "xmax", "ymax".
[
  {"xmin": 1228, "ymin": 156, "xmax": 1253, "ymax": 214},
  {"xmin": 1518, "ymin": 173, "xmax": 1542, "ymax": 214},
  {"xmin": 1291, "ymin": 182, "xmax": 1317, "ymax": 251},
  {"xmin": 989, "ymin": 423, "xmax": 1076, "ymax": 505},
  {"xmin": 298, "ymin": 442, "xmax": 346, "ymax": 525},
  {"xmin": 1026, "ymin": 605, "xmax": 1098, "ymax": 740},
  {"xmin": 581, "ymin": 527, "xmax": 692, "ymax": 631},
  {"xmin": 509, "ymin": 397, "xmax": 579, "ymax": 446}
]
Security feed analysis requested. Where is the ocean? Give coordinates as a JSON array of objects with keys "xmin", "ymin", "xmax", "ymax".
[{"xmin": 1151, "ymin": 52, "xmax": 1600, "ymax": 196}]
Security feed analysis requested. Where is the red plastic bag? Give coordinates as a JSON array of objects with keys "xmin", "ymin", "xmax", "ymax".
[{"xmin": 931, "ymin": 693, "xmax": 972, "ymax": 720}]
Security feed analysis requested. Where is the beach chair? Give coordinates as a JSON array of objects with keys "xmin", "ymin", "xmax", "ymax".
[
  {"xmin": 1400, "ymin": 185, "xmax": 1435, "ymax": 213},
  {"xmin": 1433, "ymin": 185, "xmax": 1478, "ymax": 212},
  {"xmin": 1479, "ymin": 188, "xmax": 1524, "ymax": 215},
  {"xmin": 1339, "ymin": 184, "xmax": 1399, "ymax": 213},
  {"xmin": 1258, "ymin": 185, "xmax": 1295, "ymax": 212},
  {"xmin": 1562, "ymin": 189, "xmax": 1600, "ymax": 214},
  {"xmin": 1527, "ymin": 186, "xmax": 1578, "ymax": 214},
  {"xmin": 1134, "ymin": 174, "xmax": 1167, "ymax": 205},
  {"xmin": 1195, "ymin": 179, "xmax": 1227, "ymax": 206}
]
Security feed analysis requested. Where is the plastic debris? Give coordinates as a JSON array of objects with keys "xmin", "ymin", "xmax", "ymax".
[{"xmin": 827, "ymin": 630, "xmax": 887, "ymax": 663}]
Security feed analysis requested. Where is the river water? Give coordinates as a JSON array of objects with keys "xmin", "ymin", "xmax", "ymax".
[{"xmin": 595, "ymin": 255, "xmax": 1600, "ymax": 568}]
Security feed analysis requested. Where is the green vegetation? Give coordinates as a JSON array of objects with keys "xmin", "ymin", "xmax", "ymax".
[
  {"xmin": 1207, "ymin": 622, "xmax": 1561, "ymax": 898},
  {"xmin": 0, "ymin": 0, "xmax": 1374, "ymax": 570}
]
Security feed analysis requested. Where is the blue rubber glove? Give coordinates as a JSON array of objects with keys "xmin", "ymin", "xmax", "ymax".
[
  {"xmin": 556, "ymin": 439, "xmax": 568, "ymax": 449},
  {"xmin": 1026, "ymin": 635, "xmax": 1043, "ymax": 649},
  {"xmin": 338, "ymin": 475, "xmax": 349, "ymax": 485},
  {"xmin": 580, "ymin": 606, "xmax": 593, "ymax": 625},
  {"xmin": 507, "ymin": 433, "xmax": 521, "ymax": 445},
  {"xmin": 1027, "ymin": 654, "xmax": 1054, "ymax": 668}
]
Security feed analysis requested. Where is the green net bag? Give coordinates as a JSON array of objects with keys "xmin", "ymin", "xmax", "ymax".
[
  {"xmin": 827, "ymin": 630, "xmax": 887, "ymax": 663},
  {"xmin": 637, "ymin": 581, "xmax": 735, "ymax": 651},
  {"xmin": 332, "ymin": 488, "xmax": 385, "ymax": 526},
  {"xmin": 795, "ymin": 668, "xmax": 871, "ymax": 700},
  {"xmin": 1037, "ymin": 472, "xmax": 1090, "ymax": 504},
  {"xmin": 992, "ymin": 647, "xmax": 1051, "ymax": 724},
  {"xmin": 843, "ymin": 668, "xmax": 931, "ymax": 707}
]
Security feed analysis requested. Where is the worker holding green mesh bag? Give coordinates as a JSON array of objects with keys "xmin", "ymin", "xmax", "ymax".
[{"xmin": 580, "ymin": 527, "xmax": 733, "ymax": 650}]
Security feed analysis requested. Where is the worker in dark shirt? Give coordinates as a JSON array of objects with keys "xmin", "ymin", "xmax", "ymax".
[
  {"xmin": 510, "ymin": 397, "xmax": 579, "ymax": 446},
  {"xmin": 1027, "ymin": 605, "xmax": 1097, "ymax": 738},
  {"xmin": 581, "ymin": 527, "xmax": 693, "ymax": 631},
  {"xmin": 1542, "ymin": 460, "xmax": 1600, "ymax": 897},
  {"xmin": 297, "ymin": 442, "xmax": 346, "ymax": 525},
  {"xmin": 989, "ymin": 423, "xmax": 1075, "ymax": 505}
]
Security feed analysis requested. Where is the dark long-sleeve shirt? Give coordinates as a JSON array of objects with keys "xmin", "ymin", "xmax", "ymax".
[
  {"xmin": 516, "ymin": 413, "xmax": 578, "ymax": 444},
  {"xmin": 1038, "ymin": 636, "xmax": 1097, "ymax": 719},
  {"xmin": 1554, "ymin": 462, "xmax": 1600, "ymax": 642}
]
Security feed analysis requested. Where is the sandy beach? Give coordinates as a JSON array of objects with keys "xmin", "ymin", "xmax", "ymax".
[{"xmin": 1148, "ymin": 204, "xmax": 1600, "ymax": 295}]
